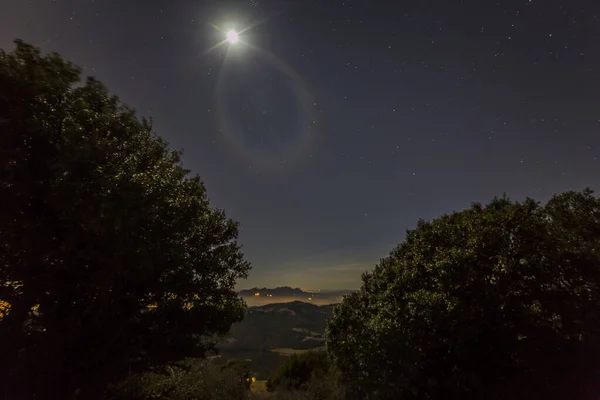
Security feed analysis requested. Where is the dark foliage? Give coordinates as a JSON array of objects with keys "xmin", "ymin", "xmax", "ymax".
[
  {"xmin": 0, "ymin": 40, "xmax": 251, "ymax": 399},
  {"xmin": 326, "ymin": 190, "xmax": 600, "ymax": 400},
  {"xmin": 106, "ymin": 358, "xmax": 254, "ymax": 400},
  {"xmin": 267, "ymin": 350, "xmax": 331, "ymax": 392}
]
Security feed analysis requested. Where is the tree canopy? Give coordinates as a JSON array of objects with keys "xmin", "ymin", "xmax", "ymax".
[
  {"xmin": 326, "ymin": 190, "xmax": 600, "ymax": 400},
  {"xmin": 0, "ymin": 40, "xmax": 251, "ymax": 399}
]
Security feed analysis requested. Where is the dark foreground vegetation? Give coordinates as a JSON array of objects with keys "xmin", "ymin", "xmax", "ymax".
[
  {"xmin": 0, "ymin": 40, "xmax": 250, "ymax": 399},
  {"xmin": 327, "ymin": 189, "xmax": 600, "ymax": 399},
  {"xmin": 1, "ymin": 40, "xmax": 599, "ymax": 399}
]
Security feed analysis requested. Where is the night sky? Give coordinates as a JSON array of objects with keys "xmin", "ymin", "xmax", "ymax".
[{"xmin": 2, "ymin": 0, "xmax": 599, "ymax": 290}]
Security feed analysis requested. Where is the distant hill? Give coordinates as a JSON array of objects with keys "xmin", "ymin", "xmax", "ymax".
[
  {"xmin": 238, "ymin": 286, "xmax": 358, "ymax": 307},
  {"xmin": 222, "ymin": 301, "xmax": 334, "ymax": 350},
  {"xmin": 239, "ymin": 286, "xmax": 308, "ymax": 298},
  {"xmin": 217, "ymin": 301, "xmax": 336, "ymax": 379}
]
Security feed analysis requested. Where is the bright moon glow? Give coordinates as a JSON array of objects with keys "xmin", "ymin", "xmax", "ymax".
[{"xmin": 226, "ymin": 30, "xmax": 239, "ymax": 44}]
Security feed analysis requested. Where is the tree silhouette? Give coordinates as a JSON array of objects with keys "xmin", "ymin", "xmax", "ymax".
[
  {"xmin": 326, "ymin": 190, "xmax": 600, "ymax": 400},
  {"xmin": 0, "ymin": 40, "xmax": 251, "ymax": 399}
]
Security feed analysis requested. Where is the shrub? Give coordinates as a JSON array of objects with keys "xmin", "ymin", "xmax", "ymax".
[
  {"xmin": 106, "ymin": 358, "xmax": 254, "ymax": 400},
  {"xmin": 267, "ymin": 350, "xmax": 331, "ymax": 392}
]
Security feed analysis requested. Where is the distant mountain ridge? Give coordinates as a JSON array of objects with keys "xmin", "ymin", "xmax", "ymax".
[
  {"xmin": 238, "ymin": 286, "xmax": 358, "ymax": 298},
  {"xmin": 238, "ymin": 286, "xmax": 308, "ymax": 297}
]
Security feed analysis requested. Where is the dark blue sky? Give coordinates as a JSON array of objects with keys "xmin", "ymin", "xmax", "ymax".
[{"xmin": 2, "ymin": 0, "xmax": 599, "ymax": 290}]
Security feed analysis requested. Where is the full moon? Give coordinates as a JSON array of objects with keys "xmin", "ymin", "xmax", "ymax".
[{"xmin": 226, "ymin": 30, "xmax": 239, "ymax": 44}]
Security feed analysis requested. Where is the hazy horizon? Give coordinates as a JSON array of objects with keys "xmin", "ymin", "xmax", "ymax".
[
  {"xmin": 233, "ymin": 248, "xmax": 384, "ymax": 291},
  {"xmin": 243, "ymin": 295, "xmax": 345, "ymax": 307},
  {"xmin": 237, "ymin": 286, "xmax": 359, "ymax": 292}
]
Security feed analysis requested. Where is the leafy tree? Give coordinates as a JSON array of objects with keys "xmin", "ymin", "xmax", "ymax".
[
  {"xmin": 326, "ymin": 190, "xmax": 600, "ymax": 400},
  {"xmin": 0, "ymin": 40, "xmax": 251, "ymax": 399}
]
